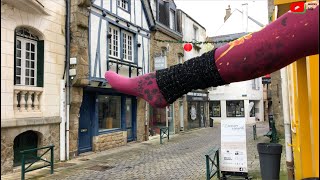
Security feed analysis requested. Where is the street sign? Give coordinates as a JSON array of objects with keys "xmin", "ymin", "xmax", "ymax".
[{"xmin": 220, "ymin": 118, "xmax": 248, "ymax": 173}]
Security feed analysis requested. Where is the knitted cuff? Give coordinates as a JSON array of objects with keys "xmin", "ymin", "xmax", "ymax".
[{"xmin": 156, "ymin": 49, "xmax": 227, "ymax": 104}]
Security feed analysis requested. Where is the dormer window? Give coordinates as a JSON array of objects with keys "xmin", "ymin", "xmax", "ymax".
[
  {"xmin": 169, "ymin": 9, "xmax": 175, "ymax": 30},
  {"xmin": 117, "ymin": 0, "xmax": 129, "ymax": 12}
]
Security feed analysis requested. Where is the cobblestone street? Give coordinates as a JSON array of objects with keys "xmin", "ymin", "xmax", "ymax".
[{"xmin": 2, "ymin": 121, "xmax": 285, "ymax": 180}]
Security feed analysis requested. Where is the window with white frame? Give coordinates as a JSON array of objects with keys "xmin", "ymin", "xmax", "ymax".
[
  {"xmin": 178, "ymin": 54, "xmax": 183, "ymax": 64},
  {"xmin": 122, "ymin": 31, "xmax": 133, "ymax": 62},
  {"xmin": 108, "ymin": 26, "xmax": 120, "ymax": 58},
  {"xmin": 15, "ymin": 28, "xmax": 43, "ymax": 86},
  {"xmin": 117, "ymin": 0, "xmax": 129, "ymax": 11},
  {"xmin": 169, "ymin": 9, "xmax": 175, "ymax": 30},
  {"xmin": 193, "ymin": 26, "xmax": 198, "ymax": 41}
]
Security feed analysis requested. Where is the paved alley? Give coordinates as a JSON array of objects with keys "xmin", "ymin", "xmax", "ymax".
[{"xmin": 2, "ymin": 122, "xmax": 277, "ymax": 180}]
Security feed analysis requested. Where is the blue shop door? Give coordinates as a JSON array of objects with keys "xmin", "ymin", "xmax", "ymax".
[
  {"xmin": 79, "ymin": 93, "xmax": 94, "ymax": 154},
  {"xmin": 125, "ymin": 97, "xmax": 136, "ymax": 142}
]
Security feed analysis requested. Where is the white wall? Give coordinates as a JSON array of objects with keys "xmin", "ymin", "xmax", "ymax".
[{"xmin": 1, "ymin": 1, "xmax": 66, "ymax": 120}]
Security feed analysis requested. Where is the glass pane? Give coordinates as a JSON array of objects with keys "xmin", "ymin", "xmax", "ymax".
[
  {"xmin": 30, "ymin": 78, "xmax": 34, "ymax": 85},
  {"xmin": 25, "ymin": 78, "xmax": 29, "ymax": 85},
  {"xmin": 17, "ymin": 50, "xmax": 21, "ymax": 58},
  {"xmin": 31, "ymin": 70, "xmax": 34, "ymax": 77},
  {"xmin": 31, "ymin": 61, "xmax": 34, "ymax": 68},
  {"xmin": 31, "ymin": 44, "xmax": 35, "ymax": 51},
  {"xmin": 26, "ymin": 52, "xmax": 30, "ymax": 59},
  {"xmin": 26, "ymin": 43, "xmax": 30, "ymax": 50},
  {"xmin": 16, "ymin": 77, "xmax": 21, "ymax": 84},
  {"xmin": 31, "ymin": 53, "xmax": 35, "ymax": 60},
  {"xmin": 26, "ymin": 61, "xmax": 30, "ymax": 68},
  {"xmin": 17, "ymin": 40, "xmax": 21, "ymax": 49},
  {"xmin": 98, "ymin": 96, "xmax": 121, "ymax": 131},
  {"xmin": 16, "ymin": 68, "xmax": 21, "ymax": 75},
  {"xmin": 26, "ymin": 69, "xmax": 29, "ymax": 76},
  {"xmin": 17, "ymin": 59, "xmax": 21, "ymax": 66},
  {"xmin": 126, "ymin": 99, "xmax": 132, "ymax": 139}
]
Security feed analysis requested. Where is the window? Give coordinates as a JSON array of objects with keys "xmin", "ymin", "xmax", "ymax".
[
  {"xmin": 108, "ymin": 26, "xmax": 120, "ymax": 58},
  {"xmin": 98, "ymin": 95, "xmax": 121, "ymax": 131},
  {"xmin": 193, "ymin": 26, "xmax": 198, "ymax": 41},
  {"xmin": 169, "ymin": 9, "xmax": 175, "ymax": 30},
  {"xmin": 252, "ymin": 78, "xmax": 260, "ymax": 90},
  {"xmin": 250, "ymin": 100, "xmax": 255, "ymax": 117},
  {"xmin": 226, "ymin": 100, "xmax": 245, "ymax": 117},
  {"xmin": 117, "ymin": 0, "xmax": 129, "ymax": 11},
  {"xmin": 122, "ymin": 31, "xmax": 133, "ymax": 62},
  {"xmin": 178, "ymin": 54, "xmax": 183, "ymax": 64},
  {"xmin": 14, "ymin": 27, "xmax": 44, "ymax": 87},
  {"xmin": 209, "ymin": 101, "xmax": 221, "ymax": 117}
]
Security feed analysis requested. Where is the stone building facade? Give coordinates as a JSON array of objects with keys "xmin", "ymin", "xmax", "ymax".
[
  {"xmin": 147, "ymin": 0, "xmax": 184, "ymax": 136},
  {"xmin": 1, "ymin": 0, "xmax": 65, "ymax": 174},
  {"xmin": 69, "ymin": 0, "xmax": 152, "ymax": 156}
]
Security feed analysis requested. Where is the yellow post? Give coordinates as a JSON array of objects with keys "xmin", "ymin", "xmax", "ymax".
[{"xmin": 273, "ymin": 0, "xmax": 319, "ymax": 179}]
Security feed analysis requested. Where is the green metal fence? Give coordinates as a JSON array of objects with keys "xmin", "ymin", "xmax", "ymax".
[
  {"xmin": 160, "ymin": 127, "xmax": 169, "ymax": 144},
  {"xmin": 20, "ymin": 145, "xmax": 54, "ymax": 180},
  {"xmin": 205, "ymin": 147, "xmax": 220, "ymax": 180}
]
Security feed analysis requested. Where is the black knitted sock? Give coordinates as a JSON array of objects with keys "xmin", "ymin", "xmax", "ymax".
[{"xmin": 156, "ymin": 49, "xmax": 227, "ymax": 104}]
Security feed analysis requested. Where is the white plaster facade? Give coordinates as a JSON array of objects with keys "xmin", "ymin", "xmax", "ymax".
[
  {"xmin": 208, "ymin": 5, "xmax": 264, "ymax": 124},
  {"xmin": 1, "ymin": 0, "xmax": 65, "ymax": 174},
  {"xmin": 1, "ymin": 0, "xmax": 65, "ymax": 122}
]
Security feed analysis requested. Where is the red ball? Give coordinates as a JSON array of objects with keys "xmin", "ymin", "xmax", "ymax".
[{"xmin": 184, "ymin": 43, "xmax": 193, "ymax": 52}]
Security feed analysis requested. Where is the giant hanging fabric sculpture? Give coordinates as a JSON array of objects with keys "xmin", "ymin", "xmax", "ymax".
[{"xmin": 105, "ymin": 4, "xmax": 319, "ymax": 108}]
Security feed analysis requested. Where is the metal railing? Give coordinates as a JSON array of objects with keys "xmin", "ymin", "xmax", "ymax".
[
  {"xmin": 253, "ymin": 124, "xmax": 257, "ymax": 140},
  {"xmin": 20, "ymin": 145, "xmax": 54, "ymax": 180},
  {"xmin": 205, "ymin": 147, "xmax": 220, "ymax": 180},
  {"xmin": 160, "ymin": 127, "xmax": 169, "ymax": 144}
]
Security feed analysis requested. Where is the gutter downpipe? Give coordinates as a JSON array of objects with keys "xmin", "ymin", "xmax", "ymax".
[
  {"xmin": 65, "ymin": 0, "xmax": 71, "ymax": 161},
  {"xmin": 276, "ymin": 5, "xmax": 294, "ymax": 179}
]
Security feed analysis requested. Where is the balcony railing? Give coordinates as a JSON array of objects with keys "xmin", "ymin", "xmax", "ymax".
[{"xmin": 14, "ymin": 86, "xmax": 43, "ymax": 116}]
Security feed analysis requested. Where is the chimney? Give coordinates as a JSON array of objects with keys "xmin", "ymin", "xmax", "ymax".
[
  {"xmin": 242, "ymin": 3, "xmax": 248, "ymax": 32},
  {"xmin": 224, "ymin": 5, "xmax": 231, "ymax": 22}
]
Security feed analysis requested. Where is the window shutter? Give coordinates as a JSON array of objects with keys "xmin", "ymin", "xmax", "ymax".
[{"xmin": 37, "ymin": 40, "xmax": 44, "ymax": 87}]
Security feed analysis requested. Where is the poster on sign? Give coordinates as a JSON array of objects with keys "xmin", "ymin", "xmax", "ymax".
[{"xmin": 220, "ymin": 118, "xmax": 248, "ymax": 173}]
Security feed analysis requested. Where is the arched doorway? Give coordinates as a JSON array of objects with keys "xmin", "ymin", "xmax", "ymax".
[{"xmin": 13, "ymin": 131, "xmax": 39, "ymax": 166}]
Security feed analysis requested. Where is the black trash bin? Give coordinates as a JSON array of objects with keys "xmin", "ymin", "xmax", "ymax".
[
  {"xmin": 257, "ymin": 143, "xmax": 282, "ymax": 180},
  {"xmin": 209, "ymin": 118, "xmax": 213, "ymax": 127}
]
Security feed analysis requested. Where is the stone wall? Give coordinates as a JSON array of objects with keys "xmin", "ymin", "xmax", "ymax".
[
  {"xmin": 1, "ymin": 120, "xmax": 60, "ymax": 175},
  {"xmin": 92, "ymin": 131, "xmax": 127, "ymax": 152},
  {"xmin": 68, "ymin": 0, "xmax": 91, "ymax": 158},
  {"xmin": 149, "ymin": 31, "xmax": 185, "ymax": 134},
  {"xmin": 136, "ymin": 98, "xmax": 148, "ymax": 142}
]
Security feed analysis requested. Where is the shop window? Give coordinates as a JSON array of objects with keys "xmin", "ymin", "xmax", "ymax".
[
  {"xmin": 97, "ymin": 95, "xmax": 121, "ymax": 131},
  {"xmin": 226, "ymin": 100, "xmax": 245, "ymax": 117},
  {"xmin": 209, "ymin": 101, "xmax": 221, "ymax": 117},
  {"xmin": 14, "ymin": 27, "xmax": 44, "ymax": 87}
]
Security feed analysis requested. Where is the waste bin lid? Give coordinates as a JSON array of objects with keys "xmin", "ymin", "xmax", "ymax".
[{"xmin": 257, "ymin": 143, "xmax": 282, "ymax": 154}]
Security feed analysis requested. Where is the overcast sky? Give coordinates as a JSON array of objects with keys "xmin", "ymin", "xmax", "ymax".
[{"xmin": 174, "ymin": 0, "xmax": 269, "ymax": 37}]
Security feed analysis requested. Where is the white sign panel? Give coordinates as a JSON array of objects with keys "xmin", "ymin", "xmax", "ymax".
[
  {"xmin": 154, "ymin": 56, "xmax": 167, "ymax": 70},
  {"xmin": 220, "ymin": 118, "xmax": 248, "ymax": 173}
]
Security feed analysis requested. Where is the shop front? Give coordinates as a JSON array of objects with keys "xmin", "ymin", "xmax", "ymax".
[
  {"xmin": 78, "ymin": 87, "xmax": 137, "ymax": 154},
  {"xmin": 187, "ymin": 91, "xmax": 209, "ymax": 130},
  {"xmin": 149, "ymin": 104, "xmax": 175, "ymax": 136}
]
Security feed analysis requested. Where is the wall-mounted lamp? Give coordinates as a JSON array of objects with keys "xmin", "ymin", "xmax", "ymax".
[
  {"xmin": 137, "ymin": 43, "xmax": 141, "ymax": 47},
  {"xmin": 116, "ymin": 19, "xmax": 119, "ymax": 23},
  {"xmin": 127, "ymin": 22, "xmax": 130, "ymax": 27},
  {"xmin": 107, "ymin": 34, "xmax": 112, "ymax": 39}
]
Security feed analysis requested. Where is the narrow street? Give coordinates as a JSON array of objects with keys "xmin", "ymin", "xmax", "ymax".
[{"xmin": 3, "ymin": 121, "xmax": 285, "ymax": 180}]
